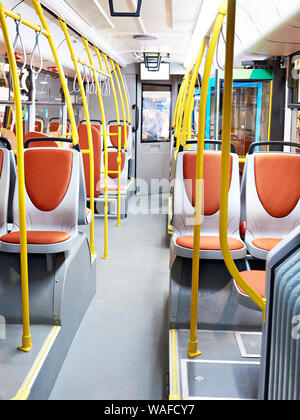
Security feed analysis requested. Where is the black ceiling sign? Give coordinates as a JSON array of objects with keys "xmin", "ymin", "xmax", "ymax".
[{"xmin": 109, "ymin": 0, "xmax": 143, "ymax": 17}]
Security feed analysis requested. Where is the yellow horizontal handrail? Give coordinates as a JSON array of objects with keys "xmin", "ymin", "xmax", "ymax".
[
  {"xmin": 76, "ymin": 57, "xmax": 111, "ymax": 78},
  {"xmin": 3, "ymin": 5, "xmax": 49, "ymax": 36}
]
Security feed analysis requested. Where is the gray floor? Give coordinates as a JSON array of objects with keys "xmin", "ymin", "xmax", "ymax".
[
  {"xmin": 49, "ymin": 194, "xmax": 170, "ymax": 400},
  {"xmin": 176, "ymin": 330, "xmax": 261, "ymax": 400},
  {"xmin": 0, "ymin": 324, "xmax": 53, "ymax": 401}
]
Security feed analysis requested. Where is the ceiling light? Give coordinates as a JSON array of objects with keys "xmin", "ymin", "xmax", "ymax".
[{"xmin": 133, "ymin": 34, "xmax": 158, "ymax": 41}]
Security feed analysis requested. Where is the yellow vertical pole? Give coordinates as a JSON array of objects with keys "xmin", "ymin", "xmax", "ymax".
[
  {"xmin": 83, "ymin": 40, "xmax": 110, "ymax": 257},
  {"xmin": 32, "ymin": 0, "xmax": 79, "ymax": 146},
  {"xmin": 187, "ymin": 97, "xmax": 194, "ymax": 141},
  {"xmin": 7, "ymin": 106, "xmax": 13, "ymax": 128},
  {"xmin": 181, "ymin": 35, "xmax": 212, "ymax": 144},
  {"xmin": 175, "ymin": 71, "xmax": 192, "ymax": 151},
  {"xmin": 111, "ymin": 61, "xmax": 128, "ymax": 151},
  {"xmin": 189, "ymin": 0, "xmax": 227, "ymax": 358},
  {"xmin": 219, "ymin": 0, "xmax": 266, "ymax": 317},
  {"xmin": 101, "ymin": 53, "xmax": 122, "ymax": 239},
  {"xmin": 116, "ymin": 62, "xmax": 131, "ymax": 145},
  {"xmin": 59, "ymin": 20, "xmax": 96, "ymax": 259},
  {"xmin": 173, "ymin": 81, "xmax": 184, "ymax": 131},
  {"xmin": 110, "ymin": 60, "xmax": 125, "ymax": 227},
  {"xmin": 102, "ymin": 54, "xmax": 121, "ymax": 135},
  {"xmin": 267, "ymin": 80, "xmax": 273, "ymax": 151},
  {"xmin": 0, "ymin": 3, "xmax": 32, "ymax": 352},
  {"xmin": 92, "ymin": 48, "xmax": 110, "ymax": 258}
]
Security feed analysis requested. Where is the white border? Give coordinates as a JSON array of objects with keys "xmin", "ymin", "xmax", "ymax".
[
  {"xmin": 235, "ymin": 332, "xmax": 262, "ymax": 359},
  {"xmin": 181, "ymin": 359, "xmax": 260, "ymax": 401}
]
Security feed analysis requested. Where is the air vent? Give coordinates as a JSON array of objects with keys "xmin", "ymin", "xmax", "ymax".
[{"xmin": 133, "ymin": 34, "xmax": 158, "ymax": 41}]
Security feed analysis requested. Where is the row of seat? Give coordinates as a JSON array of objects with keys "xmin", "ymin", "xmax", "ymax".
[
  {"xmin": 171, "ymin": 148, "xmax": 300, "ymax": 262},
  {"xmin": 24, "ymin": 120, "xmax": 133, "ymax": 199},
  {"xmin": 0, "ymin": 144, "xmax": 89, "ymax": 254}
]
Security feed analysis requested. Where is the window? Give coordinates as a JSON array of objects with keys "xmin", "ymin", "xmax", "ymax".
[
  {"xmin": 35, "ymin": 70, "xmax": 64, "ymax": 135},
  {"xmin": 296, "ymin": 110, "xmax": 300, "ymax": 145},
  {"xmin": 141, "ymin": 85, "xmax": 171, "ymax": 143},
  {"xmin": 219, "ymin": 81, "xmax": 272, "ymax": 157},
  {"xmin": 289, "ymin": 53, "xmax": 300, "ymax": 106}
]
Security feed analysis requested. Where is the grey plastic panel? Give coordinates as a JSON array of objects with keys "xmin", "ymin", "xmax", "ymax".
[
  {"xmin": 260, "ymin": 226, "xmax": 300, "ymax": 400},
  {"xmin": 169, "ymin": 255, "xmax": 263, "ymax": 331}
]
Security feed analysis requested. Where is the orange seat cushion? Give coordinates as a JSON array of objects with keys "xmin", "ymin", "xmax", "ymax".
[
  {"xmin": 0, "ymin": 231, "xmax": 71, "ymax": 245},
  {"xmin": 236, "ymin": 271, "xmax": 266, "ymax": 298},
  {"xmin": 176, "ymin": 236, "xmax": 244, "ymax": 251},
  {"xmin": 252, "ymin": 238, "xmax": 283, "ymax": 251}
]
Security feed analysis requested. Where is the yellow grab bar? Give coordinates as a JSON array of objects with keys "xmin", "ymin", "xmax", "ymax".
[
  {"xmin": 110, "ymin": 60, "xmax": 128, "ymax": 151},
  {"xmin": 116, "ymin": 63, "xmax": 131, "ymax": 128},
  {"xmin": 59, "ymin": 20, "xmax": 96, "ymax": 259},
  {"xmin": 0, "ymin": 0, "xmax": 83, "ymax": 352},
  {"xmin": 0, "ymin": 3, "xmax": 32, "ymax": 353},
  {"xmin": 32, "ymin": 0, "xmax": 79, "ymax": 146},
  {"xmin": 175, "ymin": 70, "xmax": 192, "ymax": 151},
  {"xmin": 109, "ymin": 59, "xmax": 125, "ymax": 228},
  {"xmin": 189, "ymin": 0, "xmax": 227, "ymax": 359},
  {"xmin": 82, "ymin": 41, "xmax": 110, "ymax": 258},
  {"xmin": 181, "ymin": 20, "xmax": 216, "ymax": 145},
  {"xmin": 219, "ymin": 0, "xmax": 266, "ymax": 318},
  {"xmin": 101, "ymin": 53, "xmax": 123, "ymax": 230}
]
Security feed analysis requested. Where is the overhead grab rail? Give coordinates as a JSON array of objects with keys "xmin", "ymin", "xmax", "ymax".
[
  {"xmin": 188, "ymin": 0, "xmax": 227, "ymax": 359},
  {"xmin": 30, "ymin": 29, "xmax": 43, "ymax": 75},
  {"xmin": 82, "ymin": 38, "xmax": 113, "ymax": 251},
  {"xmin": 174, "ymin": 69, "xmax": 192, "ymax": 153},
  {"xmin": 12, "ymin": 15, "xmax": 27, "ymax": 71},
  {"xmin": 180, "ymin": 21, "xmax": 216, "ymax": 148},
  {"xmin": 110, "ymin": 60, "xmax": 128, "ymax": 152},
  {"xmin": 59, "ymin": 19, "xmax": 105, "ymax": 259},
  {"xmin": 116, "ymin": 63, "xmax": 131, "ymax": 134},
  {"xmin": 0, "ymin": 0, "xmax": 81, "ymax": 353},
  {"xmin": 219, "ymin": 0, "xmax": 266, "ymax": 317},
  {"xmin": 101, "ymin": 53, "xmax": 124, "ymax": 228}
]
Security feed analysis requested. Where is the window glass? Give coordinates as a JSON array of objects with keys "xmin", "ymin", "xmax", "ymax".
[
  {"xmin": 296, "ymin": 110, "xmax": 300, "ymax": 152},
  {"xmin": 142, "ymin": 85, "xmax": 171, "ymax": 143}
]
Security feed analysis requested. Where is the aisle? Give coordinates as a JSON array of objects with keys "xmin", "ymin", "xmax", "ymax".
[{"xmin": 49, "ymin": 194, "xmax": 170, "ymax": 400}]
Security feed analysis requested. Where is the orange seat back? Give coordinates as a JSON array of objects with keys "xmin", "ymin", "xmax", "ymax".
[
  {"xmin": 24, "ymin": 149, "xmax": 73, "ymax": 212},
  {"xmin": 35, "ymin": 121, "xmax": 43, "ymax": 132},
  {"xmin": 25, "ymin": 131, "xmax": 59, "ymax": 148},
  {"xmin": 78, "ymin": 124, "xmax": 102, "ymax": 198},
  {"xmin": 254, "ymin": 154, "xmax": 300, "ymax": 218},
  {"xmin": 109, "ymin": 124, "xmax": 129, "ymax": 149},
  {"xmin": 108, "ymin": 151, "xmax": 126, "ymax": 179},
  {"xmin": 183, "ymin": 151, "xmax": 233, "ymax": 216}
]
